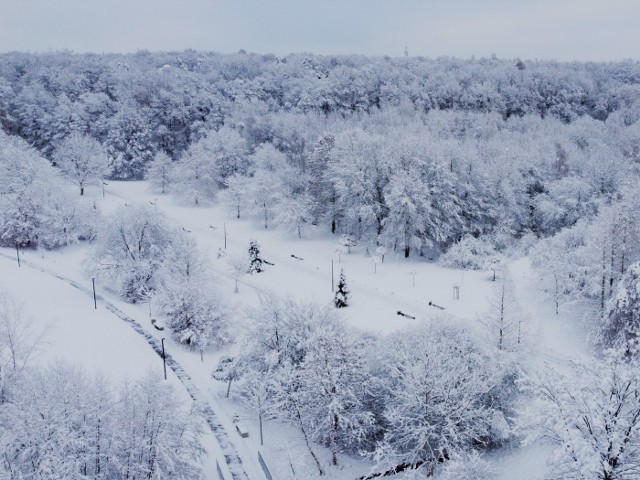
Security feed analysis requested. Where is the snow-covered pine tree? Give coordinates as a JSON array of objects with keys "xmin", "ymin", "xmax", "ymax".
[
  {"xmin": 248, "ymin": 240, "xmax": 263, "ymax": 274},
  {"xmin": 334, "ymin": 269, "xmax": 349, "ymax": 308}
]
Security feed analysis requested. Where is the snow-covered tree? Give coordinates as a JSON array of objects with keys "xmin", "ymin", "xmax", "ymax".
[
  {"xmin": 297, "ymin": 316, "xmax": 374, "ymax": 465},
  {"xmin": 53, "ymin": 132, "xmax": 108, "ymax": 196},
  {"xmin": 248, "ymin": 239, "xmax": 263, "ymax": 274},
  {"xmin": 596, "ymin": 261, "xmax": 640, "ymax": 356},
  {"xmin": 0, "ymin": 291, "xmax": 46, "ymax": 375},
  {"xmin": 339, "ymin": 234, "xmax": 357, "ymax": 254},
  {"xmin": 379, "ymin": 168, "xmax": 432, "ymax": 258},
  {"xmin": 334, "ymin": 269, "xmax": 349, "ymax": 308},
  {"xmin": 0, "ymin": 131, "xmax": 94, "ymax": 249},
  {"xmin": 195, "ymin": 126, "xmax": 250, "ymax": 185},
  {"xmin": 90, "ymin": 205, "xmax": 173, "ymax": 302},
  {"xmin": 105, "ymin": 109, "xmax": 154, "ymax": 180},
  {"xmin": 275, "ymin": 193, "xmax": 311, "ymax": 238},
  {"xmin": 0, "ymin": 291, "xmax": 48, "ymax": 402},
  {"xmin": 173, "ymin": 148, "xmax": 217, "ymax": 206},
  {"xmin": 235, "ymin": 298, "xmax": 374, "ymax": 472},
  {"xmin": 522, "ymin": 358, "xmax": 640, "ymax": 480},
  {"xmin": 157, "ymin": 279, "xmax": 226, "ymax": 348},
  {"xmin": 480, "ymin": 274, "xmax": 524, "ymax": 351},
  {"xmin": 0, "ymin": 364, "xmax": 205, "ymax": 479},
  {"xmin": 307, "ymin": 133, "xmax": 337, "ymax": 230},
  {"xmin": 218, "ymin": 173, "xmax": 249, "ymax": 219},
  {"xmin": 440, "ymin": 234, "xmax": 499, "ymax": 272},
  {"xmin": 146, "ymin": 150, "xmax": 174, "ymax": 194},
  {"xmin": 227, "ymin": 254, "xmax": 246, "ymax": 293},
  {"xmin": 372, "ymin": 324, "xmax": 510, "ymax": 474},
  {"xmin": 212, "ymin": 356, "xmax": 241, "ymax": 398},
  {"xmin": 328, "ymin": 128, "xmax": 390, "ymax": 241}
]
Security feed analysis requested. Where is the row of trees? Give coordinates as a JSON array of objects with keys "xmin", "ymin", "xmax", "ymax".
[
  {"xmin": 531, "ymin": 189, "xmax": 640, "ymax": 330},
  {"xmin": 0, "ymin": 363, "xmax": 205, "ymax": 479},
  {"xmin": 0, "ymin": 129, "xmax": 97, "ymax": 249},
  {"xmin": 139, "ymin": 105, "xmax": 639, "ymax": 259},
  {"xmin": 88, "ymin": 205, "xmax": 227, "ymax": 350}
]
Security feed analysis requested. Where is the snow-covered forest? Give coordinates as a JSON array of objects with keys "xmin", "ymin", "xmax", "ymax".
[{"xmin": 1, "ymin": 51, "xmax": 640, "ymax": 479}]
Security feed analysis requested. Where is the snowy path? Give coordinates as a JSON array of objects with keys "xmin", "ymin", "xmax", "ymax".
[
  {"xmin": 508, "ymin": 257, "xmax": 591, "ymax": 367},
  {"xmin": 490, "ymin": 257, "xmax": 595, "ymax": 479},
  {"xmin": 0, "ymin": 251, "xmax": 250, "ymax": 480}
]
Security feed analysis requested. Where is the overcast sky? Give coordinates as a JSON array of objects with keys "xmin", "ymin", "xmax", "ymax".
[{"xmin": 1, "ymin": 0, "xmax": 638, "ymax": 61}]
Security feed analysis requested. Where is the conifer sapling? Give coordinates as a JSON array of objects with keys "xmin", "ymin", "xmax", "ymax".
[
  {"xmin": 334, "ymin": 269, "xmax": 349, "ymax": 308},
  {"xmin": 248, "ymin": 240, "xmax": 263, "ymax": 274}
]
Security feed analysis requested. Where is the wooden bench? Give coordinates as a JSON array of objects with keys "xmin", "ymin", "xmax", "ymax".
[{"xmin": 236, "ymin": 423, "xmax": 249, "ymax": 438}]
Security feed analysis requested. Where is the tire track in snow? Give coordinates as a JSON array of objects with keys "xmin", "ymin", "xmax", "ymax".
[{"xmin": 0, "ymin": 251, "xmax": 250, "ymax": 480}]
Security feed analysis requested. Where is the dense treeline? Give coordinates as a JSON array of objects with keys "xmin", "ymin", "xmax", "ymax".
[
  {"xmin": 2, "ymin": 52, "xmax": 639, "ymax": 252},
  {"xmin": 1, "ymin": 52, "xmax": 640, "ymax": 254},
  {"xmin": 1, "ymin": 50, "xmax": 639, "ymax": 163}
]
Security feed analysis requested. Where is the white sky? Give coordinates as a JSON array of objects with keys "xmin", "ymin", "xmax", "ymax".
[{"xmin": 1, "ymin": 0, "xmax": 639, "ymax": 61}]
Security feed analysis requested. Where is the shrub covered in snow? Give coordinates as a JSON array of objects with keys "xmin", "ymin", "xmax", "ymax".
[
  {"xmin": 440, "ymin": 234, "xmax": 501, "ymax": 272},
  {"xmin": 438, "ymin": 451, "xmax": 497, "ymax": 480}
]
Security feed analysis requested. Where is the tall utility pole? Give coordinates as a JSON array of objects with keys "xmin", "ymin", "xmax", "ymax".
[
  {"xmin": 404, "ymin": 46, "xmax": 409, "ymax": 57},
  {"xmin": 161, "ymin": 338, "xmax": 167, "ymax": 380},
  {"xmin": 332, "ymin": 260, "xmax": 335, "ymax": 292}
]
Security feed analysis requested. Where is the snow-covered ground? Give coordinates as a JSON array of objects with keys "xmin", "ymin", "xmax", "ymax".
[{"xmin": 0, "ymin": 180, "xmax": 595, "ymax": 479}]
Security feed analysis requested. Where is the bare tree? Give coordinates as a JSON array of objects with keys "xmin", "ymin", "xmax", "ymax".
[{"xmin": 0, "ymin": 291, "xmax": 49, "ymax": 401}]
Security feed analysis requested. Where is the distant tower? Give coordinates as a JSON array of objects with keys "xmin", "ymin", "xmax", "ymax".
[{"xmin": 404, "ymin": 46, "xmax": 409, "ymax": 57}]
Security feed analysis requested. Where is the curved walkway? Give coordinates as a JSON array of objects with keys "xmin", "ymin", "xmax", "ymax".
[{"xmin": 0, "ymin": 251, "xmax": 250, "ymax": 480}]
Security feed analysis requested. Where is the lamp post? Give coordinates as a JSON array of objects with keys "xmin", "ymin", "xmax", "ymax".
[{"xmin": 161, "ymin": 338, "xmax": 167, "ymax": 380}]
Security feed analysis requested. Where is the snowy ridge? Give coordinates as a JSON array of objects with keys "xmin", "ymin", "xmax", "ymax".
[{"xmin": 0, "ymin": 251, "xmax": 250, "ymax": 480}]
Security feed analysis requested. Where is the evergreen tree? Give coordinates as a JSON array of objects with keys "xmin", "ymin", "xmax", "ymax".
[
  {"xmin": 334, "ymin": 269, "xmax": 349, "ymax": 308},
  {"xmin": 248, "ymin": 240, "xmax": 263, "ymax": 274}
]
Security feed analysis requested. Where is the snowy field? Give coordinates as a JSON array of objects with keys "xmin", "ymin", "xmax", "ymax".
[{"xmin": 0, "ymin": 180, "xmax": 595, "ymax": 479}]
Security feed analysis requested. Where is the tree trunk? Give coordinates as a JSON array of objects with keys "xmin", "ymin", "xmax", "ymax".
[
  {"xmin": 404, "ymin": 246, "xmax": 410, "ymax": 258},
  {"xmin": 80, "ymin": 186, "xmax": 84, "ymax": 196},
  {"xmin": 601, "ymin": 244, "xmax": 607, "ymax": 319}
]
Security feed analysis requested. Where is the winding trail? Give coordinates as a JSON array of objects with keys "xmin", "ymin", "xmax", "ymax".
[{"xmin": 0, "ymin": 251, "xmax": 250, "ymax": 480}]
